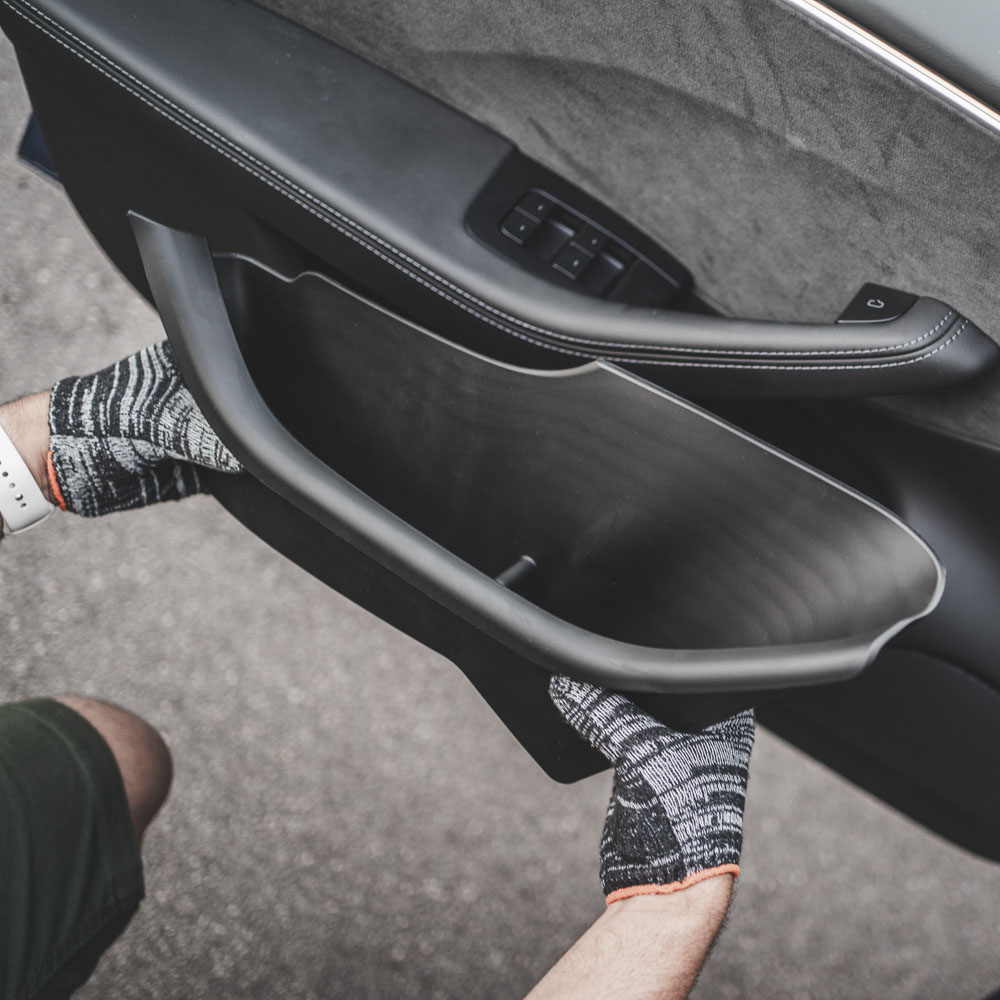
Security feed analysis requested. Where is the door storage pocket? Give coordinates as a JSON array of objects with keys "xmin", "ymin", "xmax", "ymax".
[{"xmin": 135, "ymin": 219, "xmax": 943, "ymax": 780}]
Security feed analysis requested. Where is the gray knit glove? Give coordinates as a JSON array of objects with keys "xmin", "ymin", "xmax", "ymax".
[
  {"xmin": 549, "ymin": 675, "xmax": 754, "ymax": 904},
  {"xmin": 48, "ymin": 341, "xmax": 242, "ymax": 517}
]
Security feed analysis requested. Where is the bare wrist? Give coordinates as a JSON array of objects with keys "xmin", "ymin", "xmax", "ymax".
[{"xmin": 606, "ymin": 871, "xmax": 734, "ymax": 916}]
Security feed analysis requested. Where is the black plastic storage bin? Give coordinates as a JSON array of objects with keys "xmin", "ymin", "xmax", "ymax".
[{"xmin": 134, "ymin": 217, "xmax": 944, "ymax": 781}]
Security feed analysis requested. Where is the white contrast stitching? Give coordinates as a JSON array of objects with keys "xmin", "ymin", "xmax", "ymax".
[
  {"xmin": 2, "ymin": 0, "xmax": 969, "ymax": 372},
  {"xmin": 686, "ymin": 308, "xmax": 954, "ymax": 357},
  {"xmin": 606, "ymin": 320, "xmax": 969, "ymax": 372}
]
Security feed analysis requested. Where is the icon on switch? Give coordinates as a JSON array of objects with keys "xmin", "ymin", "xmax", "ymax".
[
  {"xmin": 553, "ymin": 244, "xmax": 593, "ymax": 279},
  {"xmin": 500, "ymin": 209, "xmax": 540, "ymax": 246},
  {"xmin": 837, "ymin": 284, "xmax": 918, "ymax": 324}
]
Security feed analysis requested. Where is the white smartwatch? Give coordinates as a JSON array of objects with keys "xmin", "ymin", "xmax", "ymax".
[{"xmin": 0, "ymin": 423, "xmax": 56, "ymax": 534}]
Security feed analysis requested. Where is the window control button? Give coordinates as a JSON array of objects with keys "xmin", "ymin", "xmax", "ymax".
[
  {"xmin": 500, "ymin": 209, "xmax": 540, "ymax": 245},
  {"xmin": 532, "ymin": 219, "xmax": 575, "ymax": 262},
  {"xmin": 606, "ymin": 243, "xmax": 634, "ymax": 268},
  {"xmin": 581, "ymin": 251, "xmax": 625, "ymax": 296},
  {"xmin": 553, "ymin": 244, "xmax": 593, "ymax": 279},
  {"xmin": 516, "ymin": 192, "xmax": 555, "ymax": 221},
  {"xmin": 572, "ymin": 224, "xmax": 606, "ymax": 255}
]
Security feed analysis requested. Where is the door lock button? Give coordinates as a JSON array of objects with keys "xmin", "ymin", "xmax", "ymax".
[{"xmin": 837, "ymin": 283, "xmax": 919, "ymax": 323}]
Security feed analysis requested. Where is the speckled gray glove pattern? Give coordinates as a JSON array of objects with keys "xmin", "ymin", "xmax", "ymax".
[
  {"xmin": 48, "ymin": 340, "xmax": 241, "ymax": 517},
  {"xmin": 549, "ymin": 675, "xmax": 754, "ymax": 903}
]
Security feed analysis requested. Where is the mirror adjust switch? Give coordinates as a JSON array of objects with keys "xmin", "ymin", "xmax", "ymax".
[
  {"xmin": 837, "ymin": 283, "xmax": 918, "ymax": 323},
  {"xmin": 501, "ymin": 209, "xmax": 540, "ymax": 246}
]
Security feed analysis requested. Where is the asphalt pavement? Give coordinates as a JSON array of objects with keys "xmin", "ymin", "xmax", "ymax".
[{"xmin": 2, "ymin": 35, "xmax": 999, "ymax": 1000}]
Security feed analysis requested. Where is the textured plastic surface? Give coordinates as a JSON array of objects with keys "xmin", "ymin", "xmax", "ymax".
[{"xmin": 17, "ymin": 112, "xmax": 59, "ymax": 181}]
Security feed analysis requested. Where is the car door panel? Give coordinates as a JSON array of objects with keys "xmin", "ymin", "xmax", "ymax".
[
  {"xmin": 248, "ymin": 0, "xmax": 1000, "ymax": 332},
  {"xmin": 2, "ymin": 0, "xmax": 995, "ymax": 397},
  {"xmin": 3, "ymin": 0, "xmax": 1000, "ymax": 858},
  {"xmin": 718, "ymin": 397, "xmax": 1000, "ymax": 858},
  {"xmin": 249, "ymin": 0, "xmax": 1000, "ymax": 448}
]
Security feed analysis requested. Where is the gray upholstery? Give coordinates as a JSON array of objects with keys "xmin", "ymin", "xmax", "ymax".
[{"xmin": 251, "ymin": 0, "xmax": 1000, "ymax": 440}]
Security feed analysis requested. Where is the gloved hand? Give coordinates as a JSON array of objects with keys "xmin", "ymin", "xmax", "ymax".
[
  {"xmin": 48, "ymin": 340, "xmax": 242, "ymax": 517},
  {"xmin": 549, "ymin": 675, "xmax": 755, "ymax": 904}
]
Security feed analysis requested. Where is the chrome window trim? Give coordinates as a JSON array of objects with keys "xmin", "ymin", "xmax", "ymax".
[{"xmin": 785, "ymin": 0, "xmax": 1000, "ymax": 138}]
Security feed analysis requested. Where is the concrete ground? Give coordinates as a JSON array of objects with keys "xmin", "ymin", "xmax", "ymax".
[{"xmin": 2, "ymin": 33, "xmax": 1000, "ymax": 1000}]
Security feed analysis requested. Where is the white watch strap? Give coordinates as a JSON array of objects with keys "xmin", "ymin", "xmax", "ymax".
[{"xmin": 0, "ymin": 422, "xmax": 56, "ymax": 534}]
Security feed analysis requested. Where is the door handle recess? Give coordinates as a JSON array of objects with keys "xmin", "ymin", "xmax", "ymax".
[{"xmin": 130, "ymin": 213, "xmax": 944, "ymax": 719}]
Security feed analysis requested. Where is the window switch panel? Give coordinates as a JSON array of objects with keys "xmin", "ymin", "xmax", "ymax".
[{"xmin": 469, "ymin": 159, "xmax": 693, "ymax": 306}]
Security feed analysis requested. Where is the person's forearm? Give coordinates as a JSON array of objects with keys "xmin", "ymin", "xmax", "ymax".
[{"xmin": 525, "ymin": 875, "xmax": 733, "ymax": 1000}]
